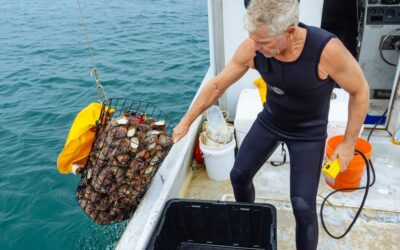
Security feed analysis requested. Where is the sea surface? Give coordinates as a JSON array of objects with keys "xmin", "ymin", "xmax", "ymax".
[{"xmin": 0, "ymin": 0, "xmax": 209, "ymax": 249}]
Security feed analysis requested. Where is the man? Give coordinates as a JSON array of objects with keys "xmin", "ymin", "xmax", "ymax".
[{"xmin": 172, "ymin": 0, "xmax": 369, "ymax": 249}]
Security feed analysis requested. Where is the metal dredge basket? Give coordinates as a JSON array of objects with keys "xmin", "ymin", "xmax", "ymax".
[{"xmin": 76, "ymin": 98, "xmax": 175, "ymax": 225}]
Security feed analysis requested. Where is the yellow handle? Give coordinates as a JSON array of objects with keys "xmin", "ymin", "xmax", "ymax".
[{"xmin": 322, "ymin": 159, "xmax": 341, "ymax": 179}]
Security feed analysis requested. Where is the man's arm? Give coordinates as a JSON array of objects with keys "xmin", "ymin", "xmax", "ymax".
[
  {"xmin": 173, "ymin": 39, "xmax": 255, "ymax": 142},
  {"xmin": 322, "ymin": 38, "xmax": 370, "ymax": 170}
]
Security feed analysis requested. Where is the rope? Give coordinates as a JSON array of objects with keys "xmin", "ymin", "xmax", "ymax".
[{"xmin": 76, "ymin": 0, "xmax": 108, "ymax": 103}]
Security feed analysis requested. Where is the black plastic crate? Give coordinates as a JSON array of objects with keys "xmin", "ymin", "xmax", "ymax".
[{"xmin": 147, "ymin": 199, "xmax": 277, "ymax": 250}]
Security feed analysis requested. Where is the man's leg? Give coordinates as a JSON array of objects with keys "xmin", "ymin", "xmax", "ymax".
[
  {"xmin": 230, "ymin": 119, "xmax": 279, "ymax": 202},
  {"xmin": 286, "ymin": 139, "xmax": 325, "ymax": 250}
]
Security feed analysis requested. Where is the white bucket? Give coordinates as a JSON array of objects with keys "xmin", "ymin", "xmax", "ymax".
[{"xmin": 199, "ymin": 132, "xmax": 236, "ymax": 181}]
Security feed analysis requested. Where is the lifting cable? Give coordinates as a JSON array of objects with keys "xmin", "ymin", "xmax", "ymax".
[{"xmin": 76, "ymin": 0, "xmax": 108, "ymax": 103}]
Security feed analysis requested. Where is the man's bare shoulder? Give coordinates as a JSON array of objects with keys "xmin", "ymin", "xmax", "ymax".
[
  {"xmin": 320, "ymin": 38, "xmax": 356, "ymax": 73},
  {"xmin": 233, "ymin": 38, "xmax": 257, "ymax": 68},
  {"xmin": 320, "ymin": 38, "xmax": 351, "ymax": 65}
]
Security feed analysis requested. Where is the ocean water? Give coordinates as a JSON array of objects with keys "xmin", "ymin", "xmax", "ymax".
[{"xmin": 0, "ymin": 0, "xmax": 209, "ymax": 249}]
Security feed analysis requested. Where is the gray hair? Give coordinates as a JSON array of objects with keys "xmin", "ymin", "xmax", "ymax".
[{"xmin": 244, "ymin": 0, "xmax": 299, "ymax": 36}]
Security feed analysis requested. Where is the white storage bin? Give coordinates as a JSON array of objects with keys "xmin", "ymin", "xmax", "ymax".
[
  {"xmin": 328, "ymin": 88, "xmax": 364, "ymax": 139},
  {"xmin": 328, "ymin": 88, "xmax": 349, "ymax": 138},
  {"xmin": 234, "ymin": 89, "xmax": 263, "ymax": 147}
]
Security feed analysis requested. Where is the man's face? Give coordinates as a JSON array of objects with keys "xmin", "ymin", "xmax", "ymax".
[{"xmin": 249, "ymin": 26, "xmax": 292, "ymax": 58}]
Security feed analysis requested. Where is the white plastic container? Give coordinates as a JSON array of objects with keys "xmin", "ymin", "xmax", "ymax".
[
  {"xmin": 199, "ymin": 132, "xmax": 236, "ymax": 181},
  {"xmin": 328, "ymin": 88, "xmax": 364, "ymax": 139},
  {"xmin": 234, "ymin": 89, "xmax": 263, "ymax": 147},
  {"xmin": 328, "ymin": 88, "xmax": 349, "ymax": 138}
]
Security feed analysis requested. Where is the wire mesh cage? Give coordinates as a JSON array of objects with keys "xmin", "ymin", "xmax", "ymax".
[{"xmin": 76, "ymin": 98, "xmax": 175, "ymax": 225}]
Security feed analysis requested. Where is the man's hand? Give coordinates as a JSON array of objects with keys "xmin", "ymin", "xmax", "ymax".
[
  {"xmin": 172, "ymin": 121, "xmax": 190, "ymax": 143},
  {"xmin": 329, "ymin": 141, "xmax": 355, "ymax": 172}
]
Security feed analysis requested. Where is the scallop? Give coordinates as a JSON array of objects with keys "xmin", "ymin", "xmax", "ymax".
[
  {"xmin": 147, "ymin": 130, "xmax": 161, "ymax": 137},
  {"xmin": 149, "ymin": 156, "xmax": 159, "ymax": 166},
  {"xmin": 130, "ymin": 137, "xmax": 140, "ymax": 153},
  {"xmin": 151, "ymin": 120, "xmax": 166, "ymax": 131},
  {"xmin": 117, "ymin": 117, "xmax": 129, "ymax": 125},
  {"xmin": 127, "ymin": 128, "xmax": 136, "ymax": 137}
]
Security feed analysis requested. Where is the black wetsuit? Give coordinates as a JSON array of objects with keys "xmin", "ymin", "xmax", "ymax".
[{"xmin": 230, "ymin": 23, "xmax": 336, "ymax": 250}]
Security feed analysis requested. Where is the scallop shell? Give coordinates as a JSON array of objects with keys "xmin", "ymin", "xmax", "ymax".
[
  {"xmin": 137, "ymin": 131, "xmax": 147, "ymax": 141},
  {"xmin": 137, "ymin": 124, "xmax": 151, "ymax": 133},
  {"xmin": 147, "ymin": 142, "xmax": 156, "ymax": 151},
  {"xmin": 129, "ymin": 159, "xmax": 145, "ymax": 171},
  {"xmin": 145, "ymin": 165, "xmax": 156, "ymax": 175},
  {"xmin": 145, "ymin": 117, "xmax": 155, "ymax": 125},
  {"xmin": 136, "ymin": 149, "xmax": 150, "ymax": 160},
  {"xmin": 112, "ymin": 126, "xmax": 128, "ymax": 139},
  {"xmin": 151, "ymin": 120, "xmax": 166, "ymax": 131},
  {"xmin": 79, "ymin": 198, "xmax": 88, "ymax": 208},
  {"xmin": 130, "ymin": 137, "xmax": 140, "ymax": 153},
  {"xmin": 84, "ymin": 204, "xmax": 94, "ymax": 214},
  {"xmin": 142, "ymin": 136, "xmax": 157, "ymax": 145},
  {"xmin": 117, "ymin": 117, "xmax": 129, "ymax": 125},
  {"xmin": 147, "ymin": 130, "xmax": 161, "ymax": 137},
  {"xmin": 117, "ymin": 138, "xmax": 131, "ymax": 153},
  {"xmin": 127, "ymin": 128, "xmax": 136, "ymax": 137},
  {"xmin": 159, "ymin": 135, "xmax": 173, "ymax": 147},
  {"xmin": 149, "ymin": 156, "xmax": 159, "ymax": 166},
  {"xmin": 115, "ymin": 169, "xmax": 126, "ymax": 179}
]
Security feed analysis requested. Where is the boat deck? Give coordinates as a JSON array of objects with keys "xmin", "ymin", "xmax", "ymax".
[{"xmin": 181, "ymin": 130, "xmax": 400, "ymax": 250}]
